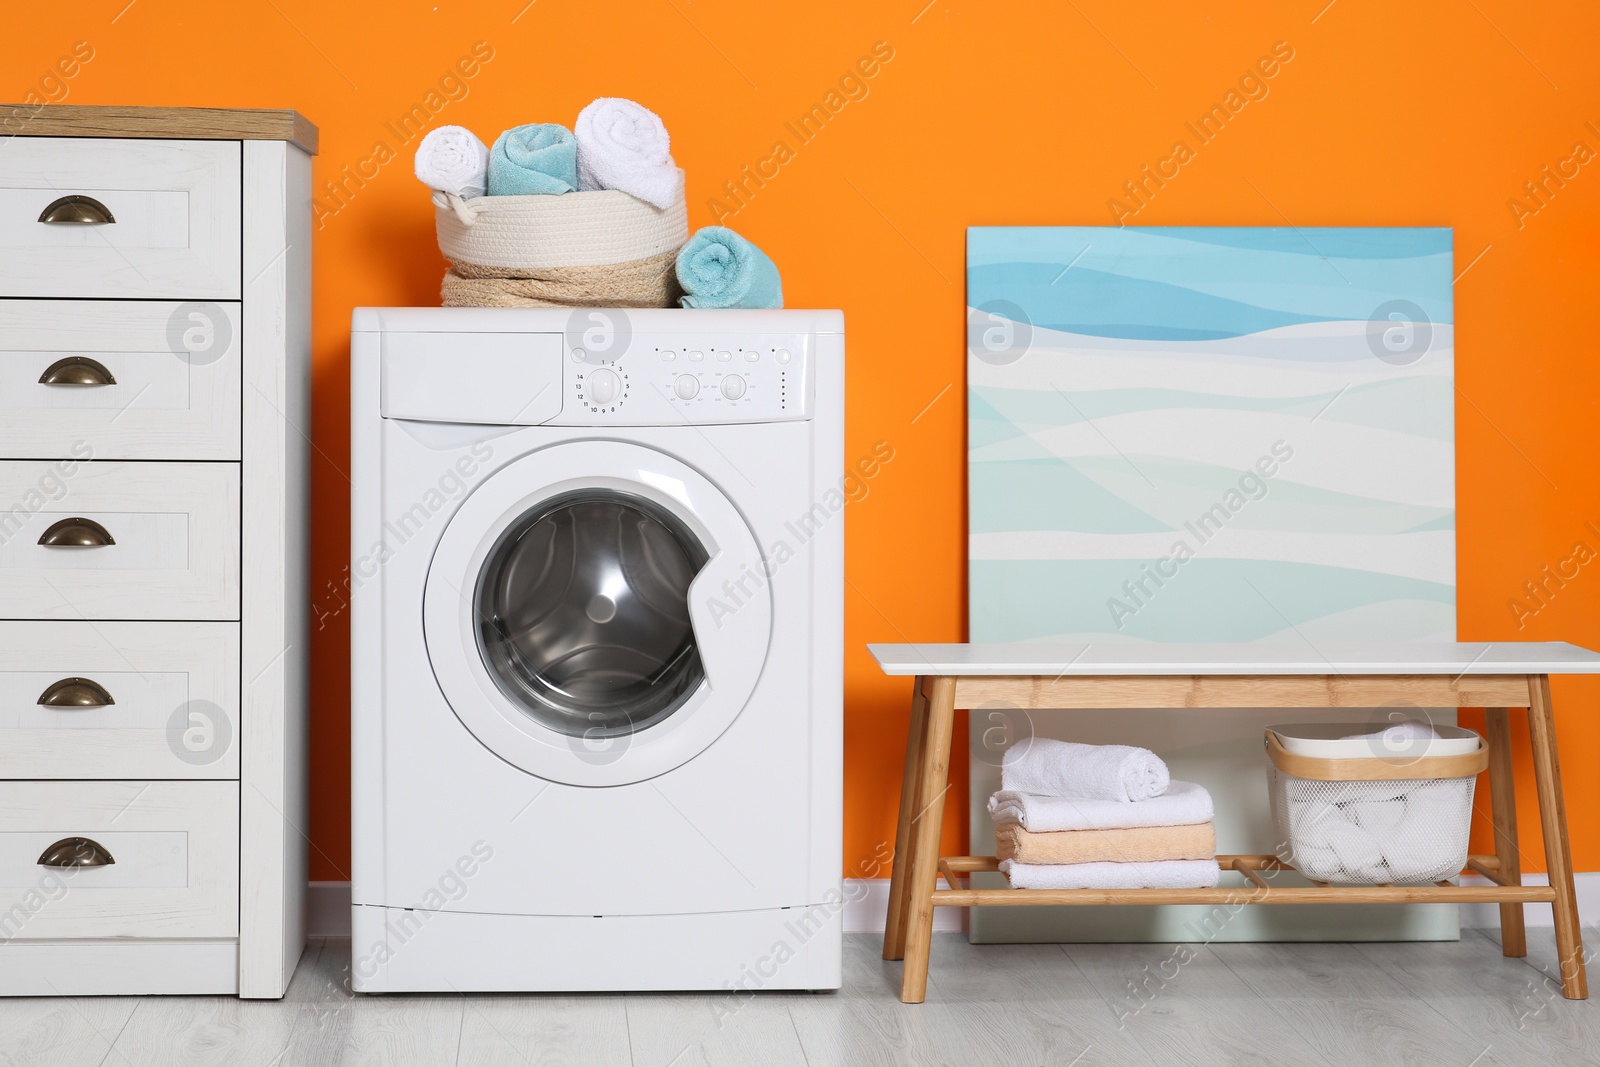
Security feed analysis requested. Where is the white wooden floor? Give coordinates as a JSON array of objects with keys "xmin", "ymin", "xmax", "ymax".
[{"xmin": 3, "ymin": 930, "xmax": 1597, "ymax": 1066}]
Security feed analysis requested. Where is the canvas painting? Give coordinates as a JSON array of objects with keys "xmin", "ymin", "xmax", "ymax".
[{"xmin": 965, "ymin": 226, "xmax": 1456, "ymax": 942}]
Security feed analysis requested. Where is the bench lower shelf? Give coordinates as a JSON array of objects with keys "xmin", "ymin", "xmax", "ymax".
[
  {"xmin": 881, "ymin": 670, "xmax": 1586, "ymax": 1003},
  {"xmin": 932, "ymin": 854, "xmax": 1558, "ymax": 907}
]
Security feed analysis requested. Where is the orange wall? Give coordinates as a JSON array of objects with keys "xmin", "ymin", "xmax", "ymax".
[{"xmin": 10, "ymin": 1, "xmax": 1599, "ymax": 882}]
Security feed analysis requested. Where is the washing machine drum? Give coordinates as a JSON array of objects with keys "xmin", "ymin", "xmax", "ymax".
[{"xmin": 477, "ymin": 492, "xmax": 708, "ymax": 739}]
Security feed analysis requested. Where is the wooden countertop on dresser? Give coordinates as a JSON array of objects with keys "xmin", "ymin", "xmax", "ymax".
[{"xmin": 0, "ymin": 104, "xmax": 317, "ymax": 154}]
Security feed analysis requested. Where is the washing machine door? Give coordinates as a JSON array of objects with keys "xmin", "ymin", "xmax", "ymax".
[{"xmin": 423, "ymin": 441, "xmax": 772, "ymax": 786}]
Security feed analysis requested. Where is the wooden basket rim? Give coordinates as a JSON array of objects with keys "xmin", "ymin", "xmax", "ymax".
[{"xmin": 1265, "ymin": 730, "xmax": 1488, "ymax": 781}]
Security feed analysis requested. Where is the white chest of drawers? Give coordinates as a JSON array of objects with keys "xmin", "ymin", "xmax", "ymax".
[{"xmin": 0, "ymin": 106, "xmax": 313, "ymax": 998}]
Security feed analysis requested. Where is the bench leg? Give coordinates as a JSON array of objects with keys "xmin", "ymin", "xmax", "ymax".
[
  {"xmin": 1485, "ymin": 707, "xmax": 1526, "ymax": 958},
  {"xmin": 900, "ymin": 675, "xmax": 956, "ymax": 1004},
  {"xmin": 1528, "ymin": 675, "xmax": 1587, "ymax": 999},
  {"xmin": 883, "ymin": 677, "xmax": 930, "ymax": 961}
]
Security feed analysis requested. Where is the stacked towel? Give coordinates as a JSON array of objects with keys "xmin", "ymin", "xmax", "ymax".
[
  {"xmin": 675, "ymin": 226, "xmax": 783, "ymax": 309},
  {"xmin": 990, "ymin": 742, "xmax": 1218, "ymax": 891},
  {"xmin": 487, "ymin": 123, "xmax": 580, "ymax": 196}
]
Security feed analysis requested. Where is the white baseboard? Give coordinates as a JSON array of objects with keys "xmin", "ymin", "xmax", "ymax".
[
  {"xmin": 308, "ymin": 879, "xmax": 965, "ymax": 939},
  {"xmin": 842, "ymin": 878, "xmax": 968, "ymax": 934},
  {"xmin": 1458, "ymin": 871, "xmax": 1600, "ymax": 930},
  {"xmin": 308, "ymin": 874, "xmax": 1600, "ymax": 940}
]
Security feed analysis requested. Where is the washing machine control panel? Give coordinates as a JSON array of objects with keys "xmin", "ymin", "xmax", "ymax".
[{"xmin": 559, "ymin": 332, "xmax": 812, "ymax": 425}]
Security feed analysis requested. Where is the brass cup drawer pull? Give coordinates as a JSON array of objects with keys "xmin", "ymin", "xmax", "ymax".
[
  {"xmin": 37, "ymin": 517, "xmax": 115, "ymax": 547},
  {"xmin": 39, "ymin": 356, "xmax": 116, "ymax": 386},
  {"xmin": 37, "ymin": 195, "xmax": 115, "ymax": 225},
  {"xmin": 37, "ymin": 836, "xmax": 115, "ymax": 868},
  {"xmin": 37, "ymin": 676, "xmax": 115, "ymax": 708}
]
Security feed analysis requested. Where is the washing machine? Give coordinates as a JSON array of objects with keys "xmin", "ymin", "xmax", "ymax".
[{"xmin": 349, "ymin": 307, "xmax": 844, "ymax": 992}]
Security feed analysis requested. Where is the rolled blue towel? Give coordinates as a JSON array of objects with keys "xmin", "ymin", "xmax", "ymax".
[
  {"xmin": 487, "ymin": 123, "xmax": 579, "ymax": 196},
  {"xmin": 675, "ymin": 226, "xmax": 783, "ymax": 309}
]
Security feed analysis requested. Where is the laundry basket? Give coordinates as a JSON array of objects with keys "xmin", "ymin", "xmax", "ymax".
[
  {"xmin": 432, "ymin": 184, "xmax": 689, "ymax": 309},
  {"xmin": 1265, "ymin": 724, "xmax": 1487, "ymax": 885}
]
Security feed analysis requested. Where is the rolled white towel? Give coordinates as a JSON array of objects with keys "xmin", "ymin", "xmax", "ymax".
[
  {"xmin": 1289, "ymin": 843, "xmax": 1342, "ymax": 882},
  {"xmin": 1292, "ymin": 804, "xmax": 1350, "ymax": 850},
  {"xmin": 999, "ymin": 858, "xmax": 1221, "ymax": 890},
  {"xmin": 1001, "ymin": 738, "xmax": 1169, "ymax": 802},
  {"xmin": 1290, "ymin": 801, "xmax": 1382, "ymax": 881},
  {"xmin": 1323, "ymin": 818, "xmax": 1384, "ymax": 877},
  {"xmin": 415, "ymin": 125, "xmax": 490, "ymax": 199},
  {"xmin": 1287, "ymin": 778, "xmax": 1409, "ymax": 807},
  {"xmin": 1384, "ymin": 781, "xmax": 1470, "ymax": 882},
  {"xmin": 1343, "ymin": 719, "xmax": 1442, "ymax": 761},
  {"xmin": 1355, "ymin": 859, "xmax": 1393, "ymax": 883},
  {"xmin": 574, "ymin": 97, "xmax": 682, "ymax": 209},
  {"xmin": 1349, "ymin": 798, "xmax": 1406, "ymax": 834},
  {"xmin": 1342, "ymin": 720, "xmax": 1441, "ymax": 742},
  {"xmin": 989, "ymin": 781, "xmax": 1212, "ymax": 832}
]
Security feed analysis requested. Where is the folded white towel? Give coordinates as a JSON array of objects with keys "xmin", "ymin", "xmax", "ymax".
[
  {"xmin": 989, "ymin": 780, "xmax": 1213, "ymax": 832},
  {"xmin": 414, "ymin": 125, "xmax": 490, "ymax": 200},
  {"xmin": 1001, "ymin": 738, "xmax": 1170, "ymax": 802},
  {"xmin": 999, "ymin": 858, "xmax": 1221, "ymax": 890},
  {"xmin": 575, "ymin": 97, "xmax": 682, "ymax": 210}
]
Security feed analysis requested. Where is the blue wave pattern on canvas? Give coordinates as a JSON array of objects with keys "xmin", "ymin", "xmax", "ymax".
[
  {"xmin": 970, "ymin": 559, "xmax": 1455, "ymax": 644},
  {"xmin": 969, "ymin": 227, "xmax": 1452, "ymax": 340},
  {"xmin": 966, "ymin": 226, "xmax": 1455, "ymax": 644}
]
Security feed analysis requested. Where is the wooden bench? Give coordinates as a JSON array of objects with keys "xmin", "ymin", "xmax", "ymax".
[{"xmin": 870, "ymin": 641, "xmax": 1600, "ymax": 1004}]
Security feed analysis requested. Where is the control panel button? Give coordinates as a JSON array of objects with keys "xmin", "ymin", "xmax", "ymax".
[
  {"xmin": 743, "ymin": 349, "xmax": 759, "ymax": 362},
  {"xmin": 571, "ymin": 348, "xmax": 587, "ymax": 363},
  {"xmin": 720, "ymin": 374, "xmax": 747, "ymax": 400},
  {"xmin": 660, "ymin": 349, "xmax": 677, "ymax": 362},
  {"xmin": 587, "ymin": 367, "xmax": 622, "ymax": 405},
  {"xmin": 775, "ymin": 348, "xmax": 792, "ymax": 364},
  {"xmin": 673, "ymin": 374, "xmax": 700, "ymax": 400},
  {"xmin": 688, "ymin": 349, "xmax": 704, "ymax": 362},
  {"xmin": 715, "ymin": 349, "xmax": 733, "ymax": 362}
]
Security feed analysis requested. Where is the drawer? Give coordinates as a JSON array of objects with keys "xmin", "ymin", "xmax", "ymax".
[
  {"xmin": 0, "ymin": 461, "xmax": 238, "ymax": 620},
  {"xmin": 0, "ymin": 300, "xmax": 241, "ymax": 461},
  {"xmin": 0, "ymin": 781, "xmax": 237, "ymax": 939},
  {"xmin": 0, "ymin": 622, "xmax": 238, "ymax": 779},
  {"xmin": 0, "ymin": 139, "xmax": 240, "ymax": 299}
]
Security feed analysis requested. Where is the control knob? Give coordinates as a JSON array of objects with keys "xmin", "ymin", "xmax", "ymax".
[{"xmin": 587, "ymin": 367, "xmax": 622, "ymax": 405}]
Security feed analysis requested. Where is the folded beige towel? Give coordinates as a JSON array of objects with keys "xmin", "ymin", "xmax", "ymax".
[{"xmin": 995, "ymin": 822, "xmax": 1215, "ymax": 866}]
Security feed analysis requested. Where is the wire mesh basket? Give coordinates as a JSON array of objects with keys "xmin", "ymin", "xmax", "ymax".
[{"xmin": 1266, "ymin": 726, "xmax": 1487, "ymax": 885}]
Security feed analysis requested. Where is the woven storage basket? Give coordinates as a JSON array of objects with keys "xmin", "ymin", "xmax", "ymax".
[
  {"xmin": 1265, "ymin": 727, "xmax": 1487, "ymax": 886},
  {"xmin": 433, "ymin": 184, "xmax": 688, "ymax": 308}
]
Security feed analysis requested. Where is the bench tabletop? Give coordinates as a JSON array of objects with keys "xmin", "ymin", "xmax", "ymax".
[{"xmin": 867, "ymin": 641, "xmax": 1600, "ymax": 677}]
